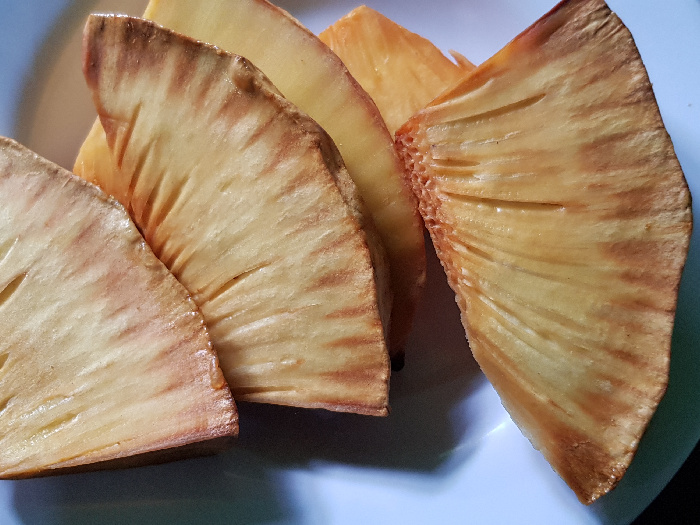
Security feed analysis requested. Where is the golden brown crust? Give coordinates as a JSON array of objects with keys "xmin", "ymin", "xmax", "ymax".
[
  {"xmin": 82, "ymin": 15, "xmax": 391, "ymax": 416},
  {"xmin": 0, "ymin": 137, "xmax": 238, "ymax": 478},
  {"xmin": 139, "ymin": 0, "xmax": 426, "ymax": 367},
  {"xmin": 83, "ymin": 15, "xmax": 393, "ymax": 344},
  {"xmin": 397, "ymin": 0, "xmax": 692, "ymax": 504}
]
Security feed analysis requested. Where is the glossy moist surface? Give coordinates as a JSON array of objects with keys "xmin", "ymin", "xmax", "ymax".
[
  {"xmin": 396, "ymin": 0, "xmax": 692, "ymax": 504},
  {"xmin": 319, "ymin": 5, "xmax": 475, "ymax": 134},
  {"xmin": 82, "ymin": 15, "xmax": 391, "ymax": 415},
  {"xmin": 0, "ymin": 137, "xmax": 237, "ymax": 478}
]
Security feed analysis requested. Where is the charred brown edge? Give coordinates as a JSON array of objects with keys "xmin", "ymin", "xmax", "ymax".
[
  {"xmin": 1, "ymin": 436, "xmax": 237, "ymax": 480},
  {"xmin": 0, "ymin": 137, "xmax": 240, "ymax": 479},
  {"xmin": 82, "ymin": 15, "xmax": 391, "ymax": 415},
  {"xmin": 395, "ymin": 0, "xmax": 693, "ymax": 506}
]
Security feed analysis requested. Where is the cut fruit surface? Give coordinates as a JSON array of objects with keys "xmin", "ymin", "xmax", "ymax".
[
  {"xmin": 82, "ymin": 15, "xmax": 391, "ymax": 415},
  {"xmin": 0, "ymin": 137, "xmax": 237, "ymax": 479},
  {"xmin": 75, "ymin": 0, "xmax": 426, "ymax": 366},
  {"xmin": 319, "ymin": 5, "xmax": 475, "ymax": 135},
  {"xmin": 396, "ymin": 0, "xmax": 692, "ymax": 504}
]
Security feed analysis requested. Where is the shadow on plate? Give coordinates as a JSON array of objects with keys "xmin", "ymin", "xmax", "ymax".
[{"xmin": 12, "ymin": 452, "xmax": 292, "ymax": 525}]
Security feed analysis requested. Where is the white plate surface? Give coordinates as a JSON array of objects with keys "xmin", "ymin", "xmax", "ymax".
[{"xmin": 0, "ymin": 1, "xmax": 698, "ymax": 524}]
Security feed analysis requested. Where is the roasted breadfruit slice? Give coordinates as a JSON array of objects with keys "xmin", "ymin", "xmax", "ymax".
[
  {"xmin": 0, "ymin": 137, "xmax": 238, "ymax": 479},
  {"xmin": 75, "ymin": 0, "xmax": 426, "ymax": 367},
  {"xmin": 319, "ymin": 5, "xmax": 475, "ymax": 135},
  {"xmin": 395, "ymin": 0, "xmax": 692, "ymax": 503},
  {"xmin": 82, "ymin": 15, "xmax": 391, "ymax": 415}
]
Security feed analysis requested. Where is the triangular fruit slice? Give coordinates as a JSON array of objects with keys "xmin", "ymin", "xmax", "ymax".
[
  {"xmin": 82, "ymin": 15, "xmax": 391, "ymax": 415},
  {"xmin": 319, "ymin": 5, "xmax": 475, "ymax": 135},
  {"xmin": 396, "ymin": 0, "xmax": 692, "ymax": 504},
  {"xmin": 75, "ymin": 0, "xmax": 426, "ymax": 368},
  {"xmin": 0, "ymin": 137, "xmax": 237, "ymax": 479}
]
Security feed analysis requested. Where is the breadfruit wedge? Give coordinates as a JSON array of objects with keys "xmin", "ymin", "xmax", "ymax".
[
  {"xmin": 75, "ymin": 0, "xmax": 425, "ymax": 368},
  {"xmin": 0, "ymin": 137, "xmax": 237, "ymax": 479},
  {"xmin": 82, "ymin": 15, "xmax": 391, "ymax": 415},
  {"xmin": 319, "ymin": 5, "xmax": 475, "ymax": 135},
  {"xmin": 395, "ymin": 0, "xmax": 692, "ymax": 504}
]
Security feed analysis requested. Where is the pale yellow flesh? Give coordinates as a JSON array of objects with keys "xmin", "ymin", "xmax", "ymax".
[
  {"xmin": 396, "ymin": 0, "xmax": 692, "ymax": 504},
  {"xmin": 0, "ymin": 137, "xmax": 237, "ymax": 479},
  {"xmin": 82, "ymin": 15, "xmax": 390, "ymax": 415},
  {"xmin": 75, "ymin": 0, "xmax": 426, "ymax": 362},
  {"xmin": 319, "ymin": 5, "xmax": 475, "ymax": 134}
]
